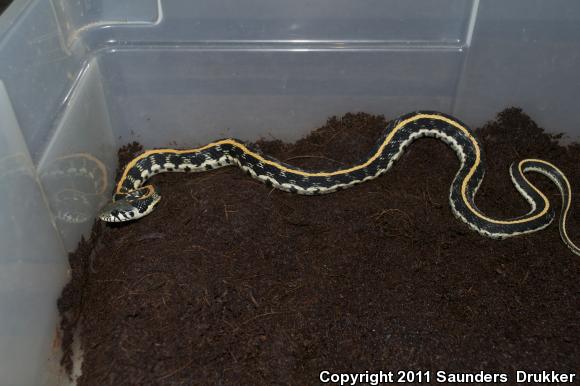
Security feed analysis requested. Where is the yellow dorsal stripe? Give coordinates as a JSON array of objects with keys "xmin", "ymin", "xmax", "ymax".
[
  {"xmin": 115, "ymin": 113, "xmax": 552, "ymax": 226},
  {"xmin": 526, "ymin": 159, "xmax": 578, "ymax": 254}
]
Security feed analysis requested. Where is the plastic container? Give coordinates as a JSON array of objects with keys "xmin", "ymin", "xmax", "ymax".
[{"xmin": 1, "ymin": 0, "xmax": 579, "ymax": 384}]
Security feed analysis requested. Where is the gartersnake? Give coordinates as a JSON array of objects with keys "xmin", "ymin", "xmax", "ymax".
[{"xmin": 99, "ymin": 111, "xmax": 580, "ymax": 256}]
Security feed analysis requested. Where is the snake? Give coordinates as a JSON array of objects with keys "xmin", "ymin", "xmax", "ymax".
[{"xmin": 98, "ymin": 111, "xmax": 580, "ymax": 256}]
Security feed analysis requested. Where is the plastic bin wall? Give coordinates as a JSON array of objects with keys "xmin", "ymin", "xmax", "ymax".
[{"xmin": 0, "ymin": 0, "xmax": 579, "ymax": 384}]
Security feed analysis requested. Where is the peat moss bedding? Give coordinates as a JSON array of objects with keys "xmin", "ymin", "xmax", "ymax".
[{"xmin": 59, "ymin": 108, "xmax": 579, "ymax": 385}]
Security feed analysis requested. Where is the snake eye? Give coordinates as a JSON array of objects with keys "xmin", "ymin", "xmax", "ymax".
[
  {"xmin": 98, "ymin": 199, "xmax": 135, "ymax": 222},
  {"xmin": 99, "ymin": 185, "xmax": 161, "ymax": 222}
]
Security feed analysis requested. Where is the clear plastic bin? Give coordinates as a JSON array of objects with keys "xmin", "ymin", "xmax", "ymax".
[{"xmin": 1, "ymin": 0, "xmax": 579, "ymax": 384}]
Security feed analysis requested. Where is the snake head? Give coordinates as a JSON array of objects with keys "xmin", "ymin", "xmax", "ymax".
[{"xmin": 98, "ymin": 185, "xmax": 161, "ymax": 222}]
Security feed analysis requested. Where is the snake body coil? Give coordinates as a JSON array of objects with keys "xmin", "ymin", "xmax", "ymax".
[{"xmin": 99, "ymin": 111, "xmax": 580, "ymax": 256}]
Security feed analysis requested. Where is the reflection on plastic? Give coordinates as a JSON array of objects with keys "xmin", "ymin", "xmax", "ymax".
[
  {"xmin": 40, "ymin": 152, "xmax": 108, "ymax": 225},
  {"xmin": 0, "ymin": 79, "xmax": 68, "ymax": 385}
]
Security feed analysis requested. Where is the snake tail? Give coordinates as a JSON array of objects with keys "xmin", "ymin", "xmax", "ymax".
[{"xmin": 99, "ymin": 111, "xmax": 580, "ymax": 256}]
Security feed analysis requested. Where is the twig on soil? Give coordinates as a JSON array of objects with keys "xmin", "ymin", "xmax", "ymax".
[{"xmin": 157, "ymin": 358, "xmax": 196, "ymax": 381}]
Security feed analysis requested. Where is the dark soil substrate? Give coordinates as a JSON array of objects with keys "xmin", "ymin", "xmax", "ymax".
[
  {"xmin": 59, "ymin": 108, "xmax": 579, "ymax": 385},
  {"xmin": 0, "ymin": 0, "xmax": 12, "ymax": 14}
]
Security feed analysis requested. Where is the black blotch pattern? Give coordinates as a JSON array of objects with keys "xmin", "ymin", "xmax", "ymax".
[
  {"xmin": 151, "ymin": 153, "xmax": 166, "ymax": 166},
  {"xmin": 167, "ymin": 153, "xmax": 181, "ymax": 165},
  {"xmin": 138, "ymin": 157, "xmax": 152, "ymax": 172}
]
